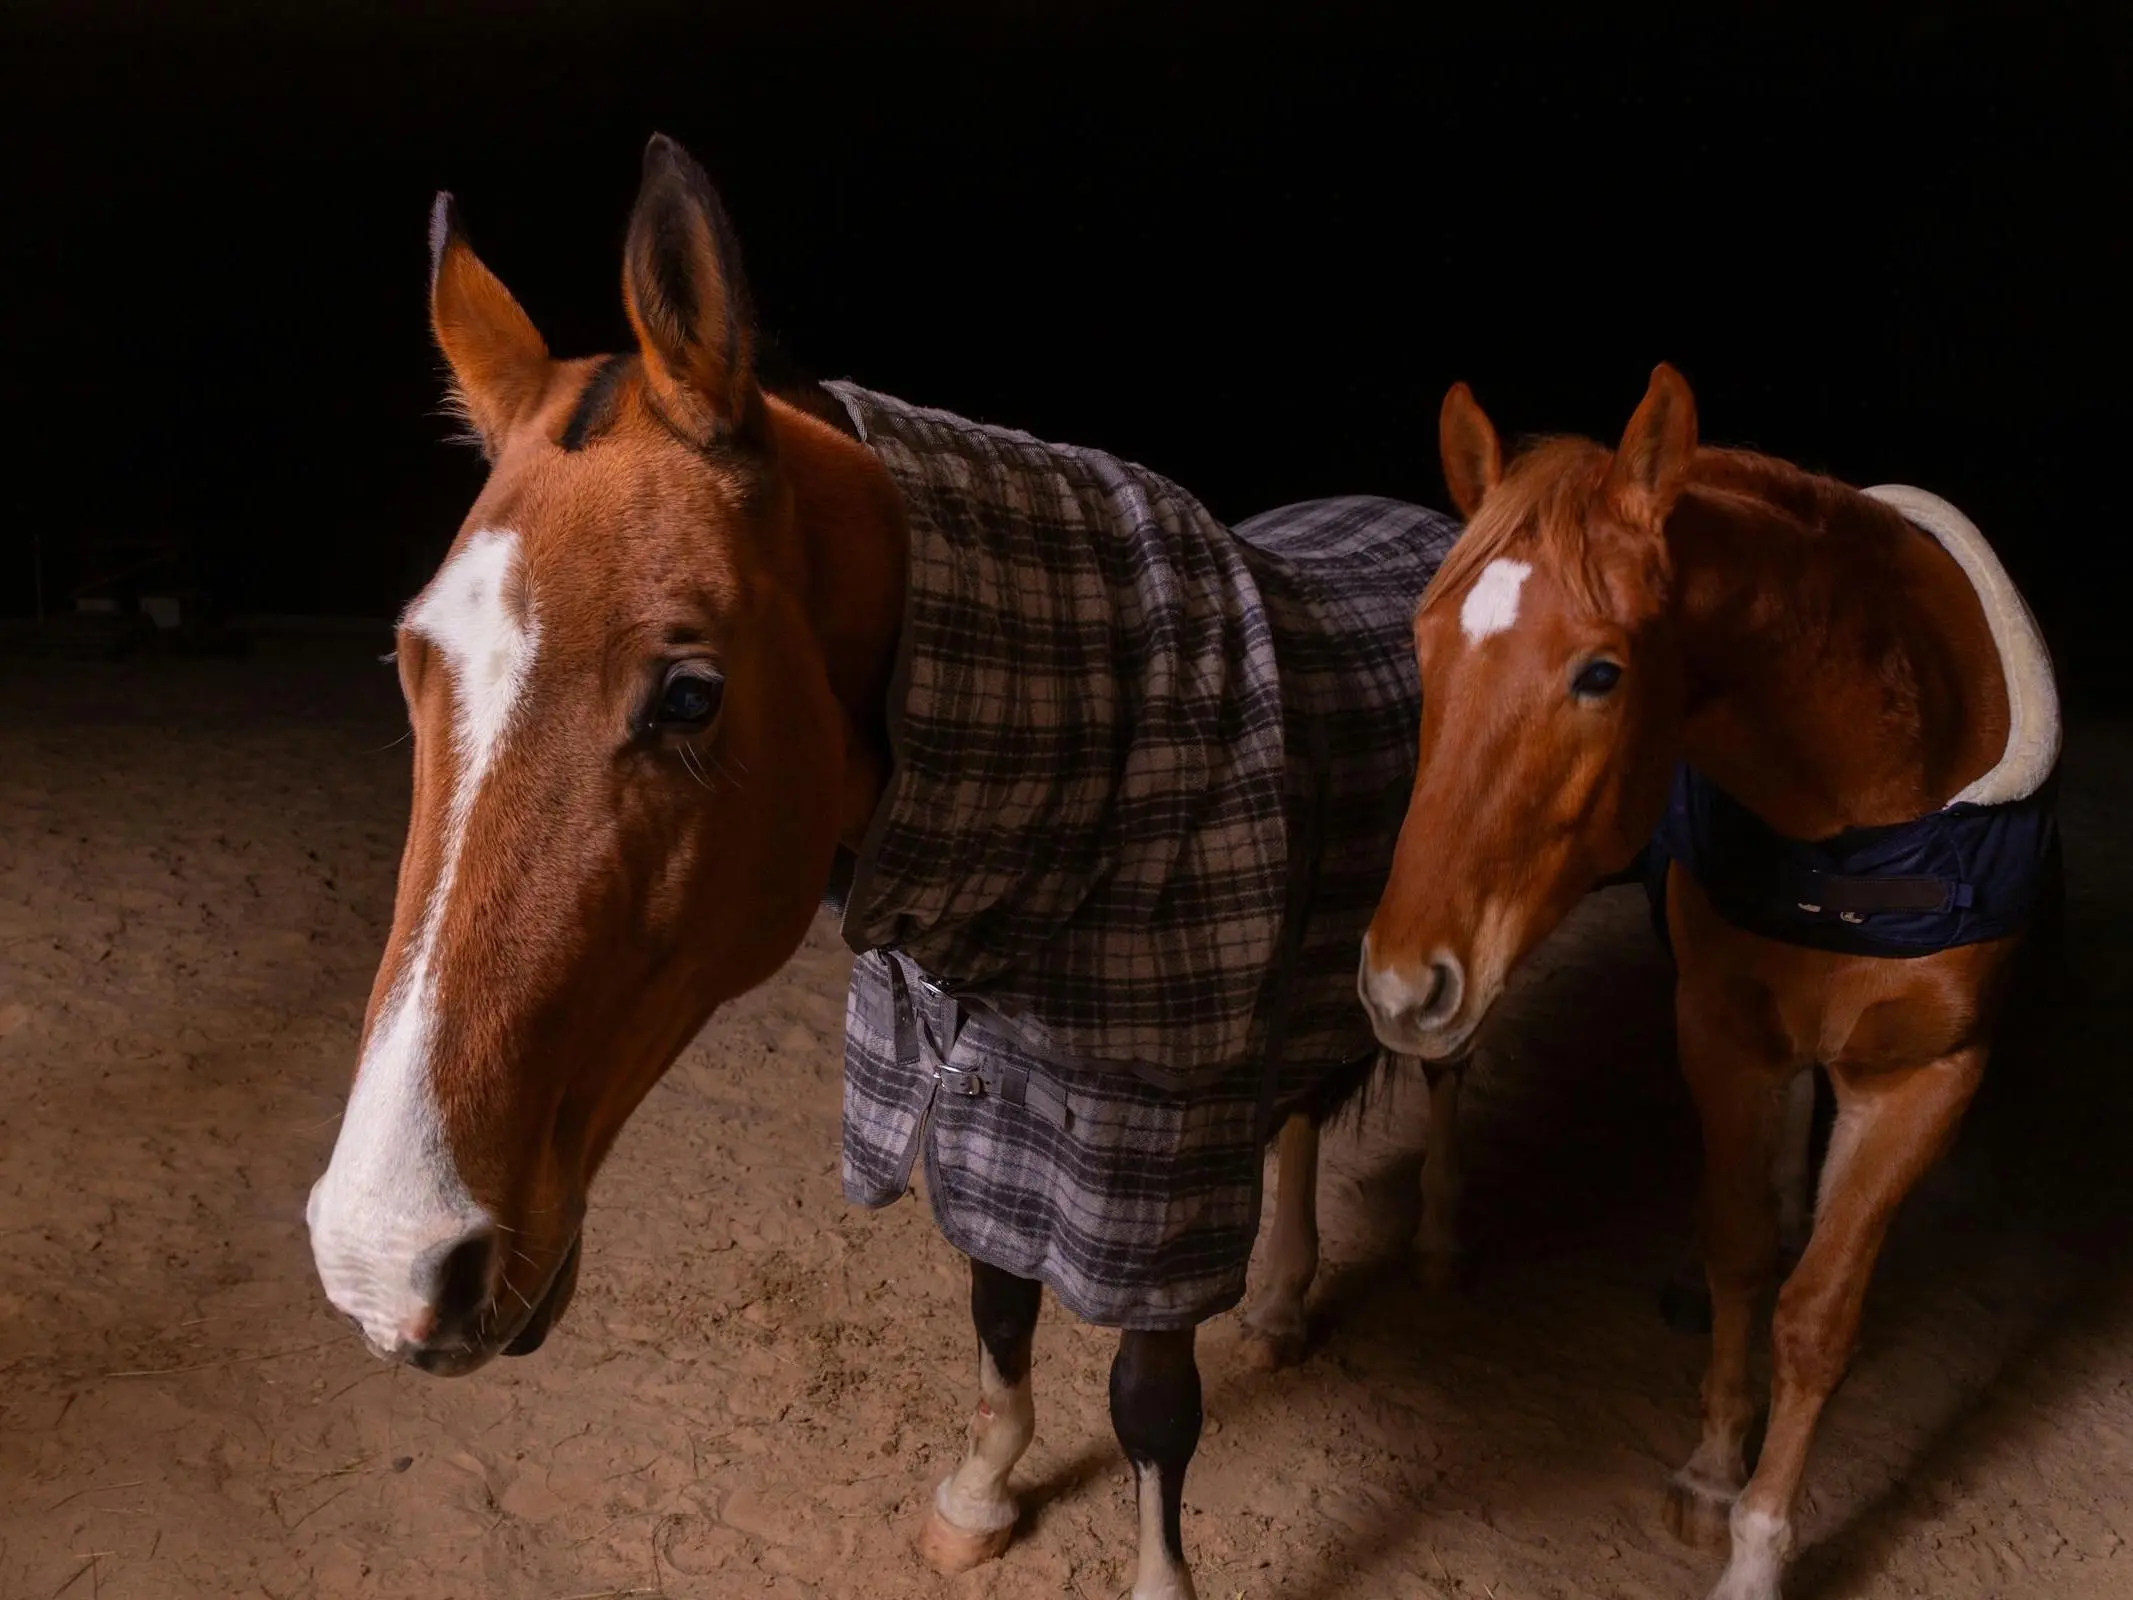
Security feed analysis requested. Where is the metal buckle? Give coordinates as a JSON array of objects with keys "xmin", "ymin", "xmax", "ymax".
[
  {"xmin": 1797, "ymin": 900, "xmax": 1866, "ymax": 925},
  {"xmin": 934, "ymin": 1060, "xmax": 986, "ymax": 1097}
]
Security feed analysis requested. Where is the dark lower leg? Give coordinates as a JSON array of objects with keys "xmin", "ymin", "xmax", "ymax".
[
  {"xmin": 971, "ymin": 1257, "xmax": 1041, "ymax": 1387},
  {"xmin": 1111, "ymin": 1327, "xmax": 1203, "ymax": 1600}
]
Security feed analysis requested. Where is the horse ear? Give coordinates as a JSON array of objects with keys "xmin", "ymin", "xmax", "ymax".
[
  {"xmin": 1604, "ymin": 364, "xmax": 1699, "ymax": 528},
  {"xmin": 429, "ymin": 193, "xmax": 551, "ymax": 456},
  {"xmin": 622, "ymin": 134, "xmax": 760, "ymax": 444},
  {"xmin": 1439, "ymin": 382, "xmax": 1503, "ymax": 520}
]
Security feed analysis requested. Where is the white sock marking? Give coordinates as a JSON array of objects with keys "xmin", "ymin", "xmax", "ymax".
[
  {"xmin": 934, "ymin": 1345, "xmax": 1033, "ymax": 1535},
  {"xmin": 1711, "ymin": 1504, "xmax": 1793, "ymax": 1600},
  {"xmin": 1133, "ymin": 1463, "xmax": 1197, "ymax": 1600},
  {"xmin": 1460, "ymin": 558, "xmax": 1532, "ymax": 643},
  {"xmin": 308, "ymin": 529, "xmax": 538, "ymax": 1352}
]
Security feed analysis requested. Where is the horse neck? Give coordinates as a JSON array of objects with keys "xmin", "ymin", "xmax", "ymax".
[
  {"xmin": 1667, "ymin": 455, "xmax": 2011, "ymax": 837},
  {"xmin": 765, "ymin": 396, "xmax": 908, "ymax": 831}
]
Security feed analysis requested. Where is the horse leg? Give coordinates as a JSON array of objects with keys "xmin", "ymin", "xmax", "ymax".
[
  {"xmin": 1417, "ymin": 1054, "xmax": 1465, "ymax": 1291},
  {"xmin": 915, "ymin": 1257, "xmax": 1042, "ymax": 1574},
  {"xmin": 1772, "ymin": 1068, "xmax": 1817, "ymax": 1257},
  {"xmin": 1663, "ymin": 1067, "xmax": 1815, "ymax": 1334},
  {"xmin": 1705, "ymin": 1048, "xmax": 1984, "ymax": 1600},
  {"xmin": 1111, "ymin": 1326, "xmax": 1203, "ymax": 1600},
  {"xmin": 1665, "ymin": 996, "xmax": 1791, "ymax": 1551},
  {"xmin": 1238, "ymin": 1113, "xmax": 1319, "ymax": 1369}
]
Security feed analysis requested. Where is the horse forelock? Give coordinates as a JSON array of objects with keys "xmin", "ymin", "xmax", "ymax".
[{"xmin": 1427, "ymin": 437, "xmax": 1625, "ymax": 626}]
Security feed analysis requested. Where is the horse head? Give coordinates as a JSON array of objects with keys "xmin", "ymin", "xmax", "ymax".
[
  {"xmin": 1360, "ymin": 366, "xmax": 1696, "ymax": 1058},
  {"xmin": 307, "ymin": 137, "xmax": 901, "ymax": 1372}
]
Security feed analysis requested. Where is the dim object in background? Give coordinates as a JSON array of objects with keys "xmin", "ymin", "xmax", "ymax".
[{"xmin": 26, "ymin": 590, "xmax": 249, "ymax": 662}]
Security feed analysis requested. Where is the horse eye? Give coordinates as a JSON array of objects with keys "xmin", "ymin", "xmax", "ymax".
[
  {"xmin": 654, "ymin": 667, "xmax": 724, "ymax": 730},
  {"xmin": 1573, "ymin": 659, "xmax": 1623, "ymax": 698}
]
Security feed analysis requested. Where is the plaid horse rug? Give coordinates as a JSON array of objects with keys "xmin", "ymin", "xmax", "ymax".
[{"xmin": 828, "ymin": 382, "xmax": 1457, "ymax": 1327}]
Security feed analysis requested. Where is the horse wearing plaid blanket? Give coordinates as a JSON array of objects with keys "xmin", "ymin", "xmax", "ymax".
[{"xmin": 305, "ymin": 137, "xmax": 1460, "ymax": 1600}]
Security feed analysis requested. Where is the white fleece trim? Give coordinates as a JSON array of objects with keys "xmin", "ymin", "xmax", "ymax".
[{"xmin": 1865, "ymin": 484, "xmax": 2060, "ymax": 808}]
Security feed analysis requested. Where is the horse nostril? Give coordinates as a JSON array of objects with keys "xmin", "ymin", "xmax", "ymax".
[
  {"xmin": 410, "ymin": 1226, "xmax": 497, "ymax": 1339},
  {"xmin": 1419, "ymin": 963, "xmax": 1449, "ymax": 1014},
  {"xmin": 1360, "ymin": 943, "xmax": 1468, "ymax": 1040},
  {"xmin": 1414, "ymin": 958, "xmax": 1464, "ymax": 1025}
]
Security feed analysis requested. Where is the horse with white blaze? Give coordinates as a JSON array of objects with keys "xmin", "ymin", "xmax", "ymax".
[{"xmin": 306, "ymin": 135, "xmax": 1466, "ymax": 1598}]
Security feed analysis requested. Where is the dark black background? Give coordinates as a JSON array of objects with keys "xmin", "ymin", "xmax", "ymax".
[{"xmin": 3, "ymin": 2, "xmax": 2125, "ymax": 694}]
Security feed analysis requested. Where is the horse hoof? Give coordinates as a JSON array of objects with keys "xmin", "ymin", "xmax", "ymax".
[
  {"xmin": 1237, "ymin": 1291, "xmax": 1310, "ymax": 1369},
  {"xmin": 1237, "ymin": 1297, "xmax": 1313, "ymax": 1373},
  {"xmin": 915, "ymin": 1492, "xmax": 1015, "ymax": 1575},
  {"xmin": 1132, "ymin": 1568, "xmax": 1201, "ymax": 1600},
  {"xmin": 1236, "ymin": 1315, "xmax": 1308, "ymax": 1371},
  {"xmin": 1663, "ymin": 1472, "xmax": 1737, "ymax": 1552}
]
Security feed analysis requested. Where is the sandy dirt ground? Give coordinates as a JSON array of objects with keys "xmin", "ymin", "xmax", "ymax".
[{"xmin": 3, "ymin": 636, "xmax": 2130, "ymax": 1600}]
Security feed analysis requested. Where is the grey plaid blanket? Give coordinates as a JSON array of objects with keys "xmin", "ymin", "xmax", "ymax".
[{"xmin": 829, "ymin": 382, "xmax": 1456, "ymax": 1327}]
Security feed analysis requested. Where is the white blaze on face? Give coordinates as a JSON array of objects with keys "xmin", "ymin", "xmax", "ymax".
[
  {"xmin": 307, "ymin": 529, "xmax": 538, "ymax": 1353},
  {"xmin": 1459, "ymin": 558, "xmax": 1531, "ymax": 644}
]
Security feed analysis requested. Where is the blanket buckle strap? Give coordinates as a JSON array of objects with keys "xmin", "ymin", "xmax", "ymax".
[
  {"xmin": 898, "ymin": 962, "xmax": 1020, "ymax": 1101},
  {"xmin": 1783, "ymin": 864, "xmax": 1965, "ymax": 925},
  {"xmin": 934, "ymin": 1058, "xmax": 986, "ymax": 1097}
]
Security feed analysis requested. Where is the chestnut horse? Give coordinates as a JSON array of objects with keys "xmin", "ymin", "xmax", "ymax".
[
  {"xmin": 304, "ymin": 136, "xmax": 1466, "ymax": 1599},
  {"xmin": 1360, "ymin": 365, "xmax": 2060, "ymax": 1600}
]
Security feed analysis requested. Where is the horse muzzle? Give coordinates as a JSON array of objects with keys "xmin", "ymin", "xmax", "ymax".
[
  {"xmin": 1358, "ymin": 937, "xmax": 1485, "ymax": 1061},
  {"xmin": 375, "ymin": 1232, "xmax": 580, "ymax": 1375},
  {"xmin": 309, "ymin": 1178, "xmax": 584, "ymax": 1375}
]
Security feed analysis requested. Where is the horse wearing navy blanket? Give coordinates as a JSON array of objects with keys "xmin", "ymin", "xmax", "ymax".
[
  {"xmin": 1361, "ymin": 367, "xmax": 2061, "ymax": 1600},
  {"xmin": 305, "ymin": 137, "xmax": 1460, "ymax": 1599}
]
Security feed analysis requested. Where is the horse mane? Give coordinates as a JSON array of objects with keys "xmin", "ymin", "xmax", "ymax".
[
  {"xmin": 1429, "ymin": 435, "xmax": 1910, "ymax": 619},
  {"xmin": 553, "ymin": 332, "xmax": 858, "ymax": 456},
  {"xmin": 756, "ymin": 334, "xmax": 860, "ymax": 439}
]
